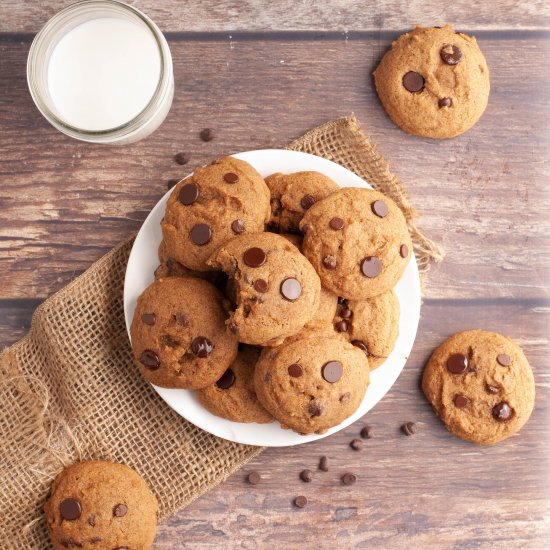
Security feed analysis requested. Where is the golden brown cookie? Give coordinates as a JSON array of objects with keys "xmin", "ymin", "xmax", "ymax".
[
  {"xmin": 44, "ymin": 460, "xmax": 157, "ymax": 550},
  {"xmin": 374, "ymin": 24, "xmax": 490, "ymax": 138},
  {"xmin": 254, "ymin": 332, "xmax": 370, "ymax": 435},
  {"xmin": 333, "ymin": 291, "xmax": 400, "ymax": 369},
  {"xmin": 208, "ymin": 232, "xmax": 321, "ymax": 346},
  {"xmin": 300, "ymin": 187, "xmax": 412, "ymax": 300},
  {"xmin": 422, "ymin": 330, "xmax": 535, "ymax": 445},
  {"xmin": 161, "ymin": 157, "xmax": 270, "ymax": 271},
  {"xmin": 195, "ymin": 346, "xmax": 273, "ymax": 423},
  {"xmin": 130, "ymin": 276, "xmax": 238, "ymax": 389},
  {"xmin": 265, "ymin": 171, "xmax": 339, "ymax": 233}
]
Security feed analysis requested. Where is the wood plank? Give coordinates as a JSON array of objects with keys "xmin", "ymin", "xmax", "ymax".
[
  {"xmin": 0, "ymin": 300, "xmax": 39, "ymax": 349},
  {"xmin": 1, "ymin": 37, "xmax": 549, "ymax": 301},
  {"xmin": 1, "ymin": 0, "xmax": 549, "ymax": 33}
]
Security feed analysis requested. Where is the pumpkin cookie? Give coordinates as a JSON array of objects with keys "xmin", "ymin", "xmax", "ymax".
[
  {"xmin": 422, "ymin": 330, "xmax": 535, "ymax": 445},
  {"xmin": 374, "ymin": 24, "xmax": 490, "ymax": 138}
]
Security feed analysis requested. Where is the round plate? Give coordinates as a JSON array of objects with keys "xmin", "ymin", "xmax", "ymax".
[{"xmin": 124, "ymin": 149, "xmax": 421, "ymax": 447}]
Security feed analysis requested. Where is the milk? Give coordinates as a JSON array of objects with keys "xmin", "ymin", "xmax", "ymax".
[{"xmin": 47, "ymin": 17, "xmax": 161, "ymax": 131}]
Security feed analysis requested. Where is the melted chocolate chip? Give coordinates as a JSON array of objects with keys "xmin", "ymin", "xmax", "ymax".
[
  {"xmin": 243, "ymin": 247, "xmax": 267, "ymax": 267},
  {"xmin": 87, "ymin": 515, "xmax": 96, "ymax": 527},
  {"xmin": 190, "ymin": 223, "xmax": 212, "ymax": 246},
  {"xmin": 371, "ymin": 200, "xmax": 389, "ymax": 218},
  {"xmin": 141, "ymin": 313, "xmax": 156, "ymax": 325},
  {"xmin": 231, "ymin": 219, "xmax": 245, "ymax": 234},
  {"xmin": 308, "ymin": 402, "xmax": 322, "ymax": 417},
  {"xmin": 440, "ymin": 44, "xmax": 463, "ymax": 65},
  {"xmin": 224, "ymin": 172, "xmax": 239, "ymax": 183},
  {"xmin": 59, "ymin": 498, "xmax": 82, "ymax": 520},
  {"xmin": 288, "ymin": 363, "xmax": 303, "ymax": 377},
  {"xmin": 322, "ymin": 255, "xmax": 337, "ymax": 270},
  {"xmin": 402, "ymin": 71, "xmax": 425, "ymax": 92},
  {"xmin": 113, "ymin": 504, "xmax": 127, "ymax": 517},
  {"xmin": 447, "ymin": 353, "xmax": 468, "ymax": 374},
  {"xmin": 340, "ymin": 307, "xmax": 352, "ymax": 319},
  {"xmin": 360, "ymin": 257, "xmax": 381, "ymax": 278},
  {"xmin": 322, "ymin": 360, "xmax": 343, "ymax": 383},
  {"xmin": 454, "ymin": 395, "xmax": 469, "ymax": 408},
  {"xmin": 216, "ymin": 368, "xmax": 236, "ymax": 389},
  {"xmin": 329, "ymin": 217, "xmax": 345, "ymax": 230},
  {"xmin": 300, "ymin": 194, "xmax": 316, "ymax": 210},
  {"xmin": 486, "ymin": 383, "xmax": 500, "ymax": 395},
  {"xmin": 497, "ymin": 353, "xmax": 512, "ymax": 367},
  {"xmin": 351, "ymin": 340, "xmax": 369, "ymax": 357},
  {"xmin": 179, "ymin": 183, "xmax": 199, "ymax": 205},
  {"xmin": 254, "ymin": 279, "xmax": 268, "ymax": 293},
  {"xmin": 140, "ymin": 350, "xmax": 160, "ymax": 370},
  {"xmin": 438, "ymin": 97, "xmax": 452, "ymax": 108},
  {"xmin": 191, "ymin": 336, "xmax": 213, "ymax": 358},
  {"xmin": 492, "ymin": 402, "xmax": 512, "ymax": 421},
  {"xmin": 280, "ymin": 278, "xmax": 302, "ymax": 301},
  {"xmin": 400, "ymin": 244, "xmax": 409, "ymax": 258},
  {"xmin": 334, "ymin": 320, "xmax": 348, "ymax": 332},
  {"xmin": 270, "ymin": 197, "xmax": 282, "ymax": 214},
  {"xmin": 339, "ymin": 392, "xmax": 351, "ymax": 403},
  {"xmin": 173, "ymin": 313, "xmax": 188, "ymax": 326}
]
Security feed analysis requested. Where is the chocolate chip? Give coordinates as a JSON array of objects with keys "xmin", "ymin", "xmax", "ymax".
[
  {"xmin": 438, "ymin": 98, "xmax": 452, "ymax": 108},
  {"xmin": 492, "ymin": 402, "xmax": 512, "ymax": 421},
  {"xmin": 231, "ymin": 219, "xmax": 245, "ymax": 234},
  {"xmin": 141, "ymin": 313, "xmax": 156, "ymax": 326},
  {"xmin": 140, "ymin": 350, "xmax": 160, "ymax": 370},
  {"xmin": 308, "ymin": 402, "xmax": 322, "ymax": 417},
  {"xmin": 360, "ymin": 257, "xmax": 381, "ymax": 278},
  {"xmin": 113, "ymin": 504, "xmax": 127, "ymax": 517},
  {"xmin": 322, "ymin": 255, "xmax": 337, "ymax": 270},
  {"xmin": 288, "ymin": 363, "xmax": 303, "ymax": 377},
  {"xmin": 446, "ymin": 353, "xmax": 468, "ymax": 374},
  {"xmin": 401, "ymin": 422, "xmax": 416, "ymax": 436},
  {"xmin": 280, "ymin": 277, "xmax": 302, "ymax": 301},
  {"xmin": 270, "ymin": 197, "xmax": 282, "ymax": 214},
  {"xmin": 497, "ymin": 354, "xmax": 512, "ymax": 367},
  {"xmin": 248, "ymin": 471, "xmax": 261, "ymax": 484},
  {"xmin": 216, "ymin": 368, "xmax": 235, "ymax": 389},
  {"xmin": 300, "ymin": 469, "xmax": 313, "ymax": 482},
  {"xmin": 319, "ymin": 456, "xmax": 329, "ymax": 471},
  {"xmin": 167, "ymin": 178, "xmax": 179, "ymax": 189},
  {"xmin": 339, "ymin": 392, "xmax": 351, "ymax": 403},
  {"xmin": 254, "ymin": 279, "xmax": 268, "ymax": 293},
  {"xmin": 486, "ymin": 383, "xmax": 500, "ymax": 395},
  {"xmin": 200, "ymin": 128, "xmax": 214, "ymax": 141},
  {"xmin": 224, "ymin": 172, "xmax": 239, "ymax": 184},
  {"xmin": 334, "ymin": 320, "xmax": 348, "ymax": 333},
  {"xmin": 322, "ymin": 360, "xmax": 343, "ymax": 383},
  {"xmin": 454, "ymin": 394, "xmax": 469, "ymax": 408},
  {"xmin": 243, "ymin": 247, "xmax": 267, "ymax": 267},
  {"xmin": 190, "ymin": 223, "xmax": 212, "ymax": 246},
  {"xmin": 402, "ymin": 71, "xmax": 425, "ymax": 92},
  {"xmin": 174, "ymin": 152, "xmax": 190, "ymax": 165},
  {"xmin": 191, "ymin": 336, "xmax": 213, "ymax": 358},
  {"xmin": 173, "ymin": 313, "xmax": 188, "ymax": 326},
  {"xmin": 59, "ymin": 498, "xmax": 81, "ymax": 520},
  {"xmin": 341, "ymin": 473, "xmax": 357, "ymax": 486},
  {"xmin": 371, "ymin": 200, "xmax": 389, "ymax": 218},
  {"xmin": 294, "ymin": 495, "xmax": 308, "ymax": 508},
  {"xmin": 350, "ymin": 438, "xmax": 362, "ymax": 451},
  {"xmin": 340, "ymin": 307, "xmax": 352, "ymax": 319},
  {"xmin": 400, "ymin": 244, "xmax": 409, "ymax": 258},
  {"xmin": 329, "ymin": 217, "xmax": 345, "ymax": 230},
  {"xmin": 300, "ymin": 194, "xmax": 316, "ymax": 210},
  {"xmin": 360, "ymin": 425, "xmax": 372, "ymax": 439},
  {"xmin": 87, "ymin": 515, "xmax": 96, "ymax": 527},
  {"xmin": 179, "ymin": 183, "xmax": 199, "ymax": 205},
  {"xmin": 89, "ymin": 537, "xmax": 102, "ymax": 544},
  {"xmin": 351, "ymin": 340, "xmax": 369, "ymax": 357},
  {"xmin": 440, "ymin": 44, "xmax": 463, "ymax": 65}
]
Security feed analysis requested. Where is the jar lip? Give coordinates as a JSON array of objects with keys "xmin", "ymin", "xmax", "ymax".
[{"xmin": 27, "ymin": 0, "xmax": 172, "ymax": 140}]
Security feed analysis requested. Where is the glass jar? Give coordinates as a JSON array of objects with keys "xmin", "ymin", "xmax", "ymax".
[{"xmin": 27, "ymin": 0, "xmax": 174, "ymax": 144}]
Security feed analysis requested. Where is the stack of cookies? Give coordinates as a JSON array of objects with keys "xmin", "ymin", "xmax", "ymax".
[{"xmin": 130, "ymin": 156, "xmax": 412, "ymax": 435}]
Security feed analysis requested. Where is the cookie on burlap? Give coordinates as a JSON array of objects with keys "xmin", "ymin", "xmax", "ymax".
[
  {"xmin": 373, "ymin": 24, "xmax": 490, "ymax": 138},
  {"xmin": 265, "ymin": 171, "xmax": 339, "ymax": 233},
  {"xmin": 44, "ymin": 461, "xmax": 157, "ymax": 550},
  {"xmin": 422, "ymin": 330, "xmax": 535, "ymax": 445},
  {"xmin": 161, "ymin": 156, "xmax": 270, "ymax": 271},
  {"xmin": 300, "ymin": 187, "xmax": 412, "ymax": 300},
  {"xmin": 254, "ymin": 332, "xmax": 369, "ymax": 434},
  {"xmin": 195, "ymin": 346, "xmax": 273, "ymax": 423},
  {"xmin": 334, "ymin": 291, "xmax": 400, "ymax": 369},
  {"xmin": 208, "ymin": 232, "xmax": 321, "ymax": 346},
  {"xmin": 130, "ymin": 276, "xmax": 238, "ymax": 389}
]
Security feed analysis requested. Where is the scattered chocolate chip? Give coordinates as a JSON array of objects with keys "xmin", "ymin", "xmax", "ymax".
[
  {"xmin": 402, "ymin": 71, "xmax": 425, "ymax": 93},
  {"xmin": 440, "ymin": 44, "xmax": 463, "ymax": 65},
  {"xmin": 288, "ymin": 363, "xmax": 303, "ymax": 378},
  {"xmin": 351, "ymin": 340, "xmax": 369, "ymax": 357},
  {"xmin": 140, "ymin": 350, "xmax": 160, "ymax": 370},
  {"xmin": 446, "ymin": 353, "xmax": 468, "ymax": 374},
  {"xmin": 174, "ymin": 152, "xmax": 190, "ymax": 165},
  {"xmin": 300, "ymin": 194, "xmax": 316, "ymax": 210},
  {"xmin": 319, "ymin": 456, "xmax": 329, "ymax": 471},
  {"xmin": 191, "ymin": 336, "xmax": 213, "ymax": 358},
  {"xmin": 113, "ymin": 504, "xmax": 127, "ymax": 517},
  {"xmin": 350, "ymin": 438, "xmax": 362, "ymax": 451},
  {"xmin": 280, "ymin": 277, "xmax": 302, "ymax": 301},
  {"xmin": 216, "ymin": 368, "xmax": 235, "ymax": 389},
  {"xmin": 231, "ymin": 219, "xmax": 245, "ymax": 234},
  {"xmin": 141, "ymin": 313, "xmax": 156, "ymax": 326},
  {"xmin": 173, "ymin": 313, "xmax": 188, "ymax": 326},
  {"xmin": 308, "ymin": 402, "xmax": 322, "ymax": 417},
  {"xmin": 371, "ymin": 200, "xmax": 389, "ymax": 218},
  {"xmin": 87, "ymin": 515, "xmax": 96, "ymax": 527},
  {"xmin": 294, "ymin": 495, "xmax": 308, "ymax": 508},
  {"xmin": 190, "ymin": 223, "xmax": 212, "ymax": 246},
  {"xmin": 400, "ymin": 244, "xmax": 409, "ymax": 258},
  {"xmin": 179, "ymin": 183, "xmax": 199, "ymax": 205},
  {"xmin": 253, "ymin": 279, "xmax": 268, "ymax": 293},
  {"xmin": 224, "ymin": 172, "xmax": 239, "ymax": 184},
  {"xmin": 340, "ymin": 307, "xmax": 352, "ymax": 319},
  {"xmin": 339, "ymin": 392, "xmax": 351, "ymax": 403},
  {"xmin": 300, "ymin": 469, "xmax": 313, "ymax": 482},
  {"xmin": 247, "ymin": 471, "xmax": 261, "ymax": 484},
  {"xmin": 334, "ymin": 320, "xmax": 348, "ymax": 333},
  {"xmin": 454, "ymin": 395, "xmax": 470, "ymax": 408},
  {"xmin": 497, "ymin": 354, "xmax": 512, "ymax": 367},
  {"xmin": 360, "ymin": 256, "xmax": 381, "ymax": 278},
  {"xmin": 401, "ymin": 422, "xmax": 416, "ymax": 436},
  {"xmin": 322, "ymin": 360, "xmax": 343, "ymax": 383},
  {"xmin": 438, "ymin": 98, "xmax": 452, "ymax": 108},
  {"xmin": 492, "ymin": 402, "xmax": 512, "ymax": 421},
  {"xmin": 167, "ymin": 178, "xmax": 179, "ymax": 189},
  {"xmin": 341, "ymin": 473, "xmax": 357, "ymax": 486},
  {"xmin": 200, "ymin": 128, "xmax": 215, "ymax": 141},
  {"xmin": 59, "ymin": 498, "xmax": 82, "ymax": 520},
  {"xmin": 243, "ymin": 247, "xmax": 267, "ymax": 267},
  {"xmin": 322, "ymin": 255, "xmax": 337, "ymax": 270},
  {"xmin": 486, "ymin": 383, "xmax": 500, "ymax": 394},
  {"xmin": 329, "ymin": 217, "xmax": 345, "ymax": 230},
  {"xmin": 360, "ymin": 425, "xmax": 372, "ymax": 439}
]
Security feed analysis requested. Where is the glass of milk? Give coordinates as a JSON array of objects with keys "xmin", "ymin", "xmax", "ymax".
[{"xmin": 27, "ymin": 0, "xmax": 174, "ymax": 144}]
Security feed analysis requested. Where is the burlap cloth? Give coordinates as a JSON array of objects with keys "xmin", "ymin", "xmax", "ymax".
[{"xmin": 0, "ymin": 115, "xmax": 443, "ymax": 548}]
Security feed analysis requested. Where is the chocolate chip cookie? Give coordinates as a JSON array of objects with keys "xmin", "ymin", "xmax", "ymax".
[
  {"xmin": 374, "ymin": 24, "xmax": 490, "ymax": 138},
  {"xmin": 300, "ymin": 187, "xmax": 412, "ymax": 300},
  {"xmin": 195, "ymin": 345, "xmax": 273, "ymax": 423},
  {"xmin": 130, "ymin": 276, "xmax": 238, "ymax": 389},
  {"xmin": 265, "ymin": 171, "xmax": 339, "ymax": 233},
  {"xmin": 208, "ymin": 232, "xmax": 321, "ymax": 346},
  {"xmin": 44, "ymin": 460, "xmax": 157, "ymax": 550},
  {"xmin": 161, "ymin": 156, "xmax": 271, "ymax": 271},
  {"xmin": 422, "ymin": 330, "xmax": 535, "ymax": 445},
  {"xmin": 254, "ymin": 332, "xmax": 370, "ymax": 434}
]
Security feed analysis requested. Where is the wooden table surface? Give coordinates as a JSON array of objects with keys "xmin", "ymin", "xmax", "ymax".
[{"xmin": 1, "ymin": 1, "xmax": 549, "ymax": 548}]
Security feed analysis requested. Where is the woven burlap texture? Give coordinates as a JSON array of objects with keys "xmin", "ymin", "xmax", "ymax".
[{"xmin": 0, "ymin": 115, "xmax": 443, "ymax": 549}]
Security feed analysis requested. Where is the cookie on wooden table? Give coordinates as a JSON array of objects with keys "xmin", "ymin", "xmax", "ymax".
[
  {"xmin": 44, "ymin": 460, "xmax": 157, "ymax": 550},
  {"xmin": 374, "ymin": 24, "xmax": 490, "ymax": 138},
  {"xmin": 422, "ymin": 330, "xmax": 535, "ymax": 444}
]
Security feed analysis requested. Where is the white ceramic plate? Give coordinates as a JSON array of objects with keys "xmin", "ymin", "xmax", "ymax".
[{"xmin": 124, "ymin": 149, "xmax": 421, "ymax": 447}]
